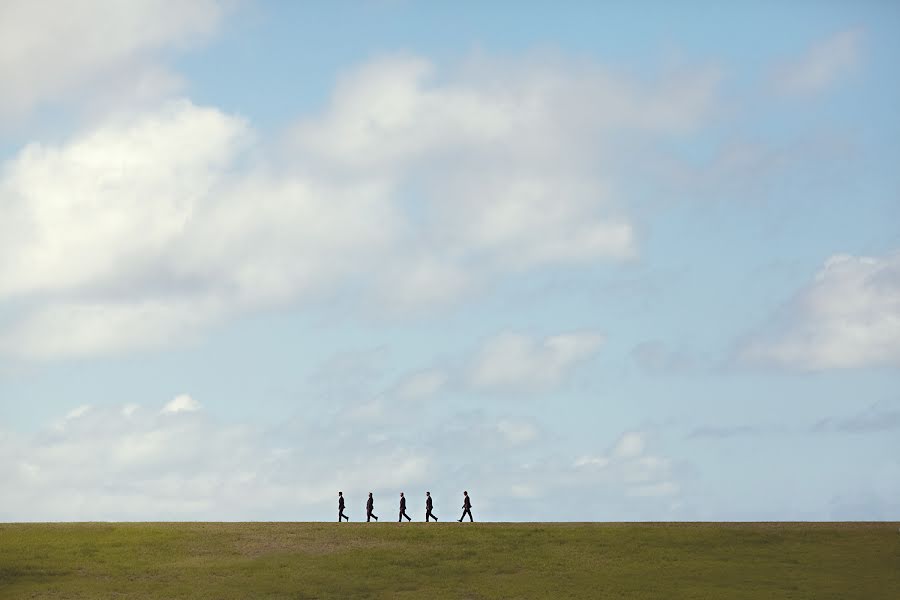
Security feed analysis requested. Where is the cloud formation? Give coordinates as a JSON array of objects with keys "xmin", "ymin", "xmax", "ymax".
[
  {"xmin": 0, "ymin": 51, "xmax": 720, "ymax": 360},
  {"xmin": 469, "ymin": 331, "xmax": 604, "ymax": 390},
  {"xmin": 0, "ymin": 0, "xmax": 226, "ymax": 124},
  {"xmin": 0, "ymin": 399, "xmax": 682, "ymax": 521},
  {"xmin": 738, "ymin": 252, "xmax": 900, "ymax": 370}
]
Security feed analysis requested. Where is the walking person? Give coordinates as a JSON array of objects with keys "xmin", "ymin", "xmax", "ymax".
[
  {"xmin": 398, "ymin": 492, "xmax": 412, "ymax": 522},
  {"xmin": 458, "ymin": 490, "xmax": 474, "ymax": 522},
  {"xmin": 366, "ymin": 492, "xmax": 379, "ymax": 522},
  {"xmin": 338, "ymin": 491, "xmax": 349, "ymax": 522},
  {"xmin": 425, "ymin": 491, "xmax": 438, "ymax": 522}
]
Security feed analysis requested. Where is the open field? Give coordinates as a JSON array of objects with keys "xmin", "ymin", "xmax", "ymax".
[{"xmin": 1, "ymin": 522, "xmax": 897, "ymax": 599}]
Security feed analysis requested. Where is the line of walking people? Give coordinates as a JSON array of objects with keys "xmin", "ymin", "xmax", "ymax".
[{"xmin": 338, "ymin": 491, "xmax": 474, "ymax": 523}]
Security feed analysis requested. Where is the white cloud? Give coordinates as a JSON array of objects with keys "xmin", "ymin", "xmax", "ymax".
[
  {"xmin": 0, "ymin": 0, "xmax": 226, "ymax": 123},
  {"xmin": 739, "ymin": 252, "xmax": 900, "ymax": 370},
  {"xmin": 613, "ymin": 431, "xmax": 645, "ymax": 459},
  {"xmin": 161, "ymin": 394, "xmax": 201, "ymax": 414},
  {"xmin": 0, "ymin": 400, "xmax": 433, "ymax": 521},
  {"xmin": 772, "ymin": 28, "xmax": 864, "ymax": 95},
  {"xmin": 0, "ymin": 51, "xmax": 721, "ymax": 360},
  {"xmin": 470, "ymin": 331, "xmax": 604, "ymax": 390},
  {"xmin": 573, "ymin": 431, "xmax": 679, "ymax": 499},
  {"xmin": 65, "ymin": 405, "xmax": 92, "ymax": 420}
]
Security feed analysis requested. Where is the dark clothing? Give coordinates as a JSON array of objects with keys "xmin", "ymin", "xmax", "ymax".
[
  {"xmin": 459, "ymin": 495, "xmax": 473, "ymax": 522},
  {"xmin": 338, "ymin": 496, "xmax": 348, "ymax": 522},
  {"xmin": 339, "ymin": 497, "xmax": 345, "ymax": 510},
  {"xmin": 366, "ymin": 496, "xmax": 378, "ymax": 522},
  {"xmin": 425, "ymin": 497, "xmax": 437, "ymax": 522},
  {"xmin": 398, "ymin": 496, "xmax": 411, "ymax": 522}
]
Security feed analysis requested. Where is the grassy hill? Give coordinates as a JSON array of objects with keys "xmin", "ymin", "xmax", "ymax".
[{"xmin": 1, "ymin": 522, "xmax": 897, "ymax": 599}]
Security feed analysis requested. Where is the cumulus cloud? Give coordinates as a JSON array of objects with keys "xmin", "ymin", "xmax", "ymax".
[
  {"xmin": 573, "ymin": 431, "xmax": 679, "ymax": 499},
  {"xmin": 0, "ymin": 0, "xmax": 227, "ymax": 124},
  {"xmin": 738, "ymin": 252, "xmax": 900, "ymax": 370},
  {"xmin": 0, "ymin": 0, "xmax": 226, "ymax": 124},
  {"xmin": 161, "ymin": 394, "xmax": 201, "ymax": 414},
  {"xmin": 470, "ymin": 331, "xmax": 604, "ymax": 390},
  {"xmin": 772, "ymin": 28, "xmax": 864, "ymax": 96},
  {"xmin": 0, "ymin": 51, "xmax": 721, "ymax": 360}
]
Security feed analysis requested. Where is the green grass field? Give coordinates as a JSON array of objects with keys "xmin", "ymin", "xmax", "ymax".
[{"xmin": 1, "ymin": 522, "xmax": 897, "ymax": 599}]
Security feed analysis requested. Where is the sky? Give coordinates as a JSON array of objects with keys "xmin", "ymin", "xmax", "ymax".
[{"xmin": 0, "ymin": 0, "xmax": 898, "ymax": 522}]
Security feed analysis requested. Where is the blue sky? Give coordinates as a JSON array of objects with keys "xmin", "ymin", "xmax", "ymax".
[{"xmin": 0, "ymin": 0, "xmax": 898, "ymax": 522}]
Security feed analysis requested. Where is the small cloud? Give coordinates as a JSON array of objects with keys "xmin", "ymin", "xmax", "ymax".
[
  {"xmin": 121, "ymin": 404, "xmax": 140, "ymax": 418},
  {"xmin": 161, "ymin": 394, "xmax": 200, "ymax": 415},
  {"xmin": 772, "ymin": 28, "xmax": 864, "ymax": 95},
  {"xmin": 65, "ymin": 405, "xmax": 92, "ymax": 420},
  {"xmin": 613, "ymin": 432, "xmax": 645, "ymax": 459},
  {"xmin": 470, "ymin": 330, "xmax": 604, "ymax": 390},
  {"xmin": 574, "ymin": 455, "xmax": 610, "ymax": 469}
]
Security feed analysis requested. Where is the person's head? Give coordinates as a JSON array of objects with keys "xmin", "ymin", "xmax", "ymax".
[
  {"xmin": 464, "ymin": 490, "xmax": 468, "ymax": 495},
  {"xmin": 368, "ymin": 492, "xmax": 373, "ymax": 497},
  {"xmin": 338, "ymin": 491, "xmax": 342, "ymax": 496},
  {"xmin": 400, "ymin": 492, "xmax": 404, "ymax": 497},
  {"xmin": 426, "ymin": 491, "xmax": 430, "ymax": 496}
]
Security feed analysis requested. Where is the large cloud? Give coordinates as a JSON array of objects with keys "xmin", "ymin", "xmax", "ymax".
[
  {"xmin": 0, "ymin": 0, "xmax": 226, "ymax": 125},
  {"xmin": 0, "ymin": 53, "xmax": 720, "ymax": 360},
  {"xmin": 738, "ymin": 252, "xmax": 900, "ymax": 370}
]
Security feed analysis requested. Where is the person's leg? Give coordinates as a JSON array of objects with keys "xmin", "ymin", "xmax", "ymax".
[
  {"xmin": 406, "ymin": 511, "xmax": 411, "ymax": 521},
  {"xmin": 467, "ymin": 509, "xmax": 473, "ymax": 522},
  {"xmin": 425, "ymin": 510, "xmax": 430, "ymax": 522},
  {"xmin": 398, "ymin": 511, "xmax": 402, "ymax": 523}
]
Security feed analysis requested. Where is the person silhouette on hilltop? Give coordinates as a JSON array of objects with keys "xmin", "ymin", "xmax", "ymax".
[
  {"xmin": 458, "ymin": 490, "xmax": 473, "ymax": 522},
  {"xmin": 398, "ymin": 492, "xmax": 412, "ymax": 522},
  {"xmin": 425, "ymin": 491, "xmax": 438, "ymax": 522},
  {"xmin": 366, "ymin": 492, "xmax": 378, "ymax": 522},
  {"xmin": 338, "ymin": 491, "xmax": 349, "ymax": 522}
]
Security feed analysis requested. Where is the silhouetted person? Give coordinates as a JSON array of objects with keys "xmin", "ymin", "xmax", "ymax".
[
  {"xmin": 366, "ymin": 492, "xmax": 378, "ymax": 522},
  {"xmin": 338, "ymin": 491, "xmax": 349, "ymax": 522},
  {"xmin": 458, "ymin": 490, "xmax": 473, "ymax": 522},
  {"xmin": 425, "ymin": 491, "xmax": 438, "ymax": 522},
  {"xmin": 398, "ymin": 492, "xmax": 411, "ymax": 522}
]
